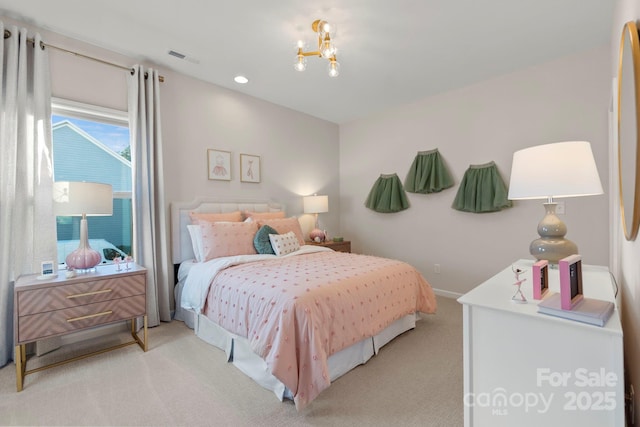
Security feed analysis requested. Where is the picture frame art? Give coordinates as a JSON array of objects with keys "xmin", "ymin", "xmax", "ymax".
[
  {"xmin": 240, "ymin": 153, "xmax": 261, "ymax": 183},
  {"xmin": 208, "ymin": 149, "xmax": 231, "ymax": 181},
  {"xmin": 559, "ymin": 254, "xmax": 583, "ymax": 310}
]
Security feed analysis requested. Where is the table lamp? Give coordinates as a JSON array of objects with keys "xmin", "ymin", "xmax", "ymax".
[
  {"xmin": 53, "ymin": 181, "xmax": 113, "ymax": 271},
  {"xmin": 303, "ymin": 194, "xmax": 329, "ymax": 242},
  {"xmin": 508, "ymin": 141, "xmax": 603, "ymax": 263}
]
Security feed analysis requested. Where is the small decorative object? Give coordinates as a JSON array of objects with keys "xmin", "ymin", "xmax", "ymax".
[
  {"xmin": 65, "ymin": 268, "xmax": 76, "ymax": 279},
  {"xmin": 125, "ymin": 255, "xmax": 133, "ymax": 271},
  {"xmin": 37, "ymin": 261, "xmax": 55, "ymax": 280},
  {"xmin": 332, "ymin": 236, "xmax": 344, "ymax": 242},
  {"xmin": 113, "ymin": 256, "xmax": 121, "ymax": 271},
  {"xmin": 559, "ymin": 254, "xmax": 583, "ymax": 310},
  {"xmin": 240, "ymin": 153, "xmax": 261, "ymax": 183},
  {"xmin": 207, "ymin": 149, "xmax": 231, "ymax": 181},
  {"xmin": 532, "ymin": 260, "xmax": 549, "ymax": 300},
  {"xmin": 511, "ymin": 265, "xmax": 527, "ymax": 304},
  {"xmin": 310, "ymin": 228, "xmax": 326, "ymax": 242}
]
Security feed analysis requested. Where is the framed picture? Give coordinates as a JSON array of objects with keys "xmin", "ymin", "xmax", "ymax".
[
  {"xmin": 532, "ymin": 260, "xmax": 549, "ymax": 300},
  {"xmin": 240, "ymin": 154, "xmax": 261, "ymax": 183},
  {"xmin": 559, "ymin": 254, "xmax": 583, "ymax": 310},
  {"xmin": 37, "ymin": 260, "xmax": 55, "ymax": 280},
  {"xmin": 207, "ymin": 149, "xmax": 231, "ymax": 181}
]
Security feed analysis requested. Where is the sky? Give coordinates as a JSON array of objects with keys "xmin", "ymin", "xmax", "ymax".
[{"xmin": 52, "ymin": 115, "xmax": 130, "ymax": 155}]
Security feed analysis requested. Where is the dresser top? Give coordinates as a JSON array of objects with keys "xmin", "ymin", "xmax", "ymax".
[
  {"xmin": 457, "ymin": 259, "xmax": 621, "ymax": 334},
  {"xmin": 16, "ymin": 263, "xmax": 146, "ymax": 290}
]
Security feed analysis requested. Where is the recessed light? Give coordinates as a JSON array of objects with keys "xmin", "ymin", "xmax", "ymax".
[{"xmin": 234, "ymin": 76, "xmax": 249, "ymax": 84}]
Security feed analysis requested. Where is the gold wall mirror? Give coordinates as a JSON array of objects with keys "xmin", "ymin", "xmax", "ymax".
[{"xmin": 618, "ymin": 21, "xmax": 640, "ymax": 241}]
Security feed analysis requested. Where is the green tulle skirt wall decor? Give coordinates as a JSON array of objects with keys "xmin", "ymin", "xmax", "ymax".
[
  {"xmin": 452, "ymin": 161, "xmax": 512, "ymax": 213},
  {"xmin": 404, "ymin": 148, "xmax": 454, "ymax": 194},
  {"xmin": 365, "ymin": 173, "xmax": 410, "ymax": 213}
]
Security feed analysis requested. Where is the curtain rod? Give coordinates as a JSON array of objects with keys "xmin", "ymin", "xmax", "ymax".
[{"xmin": 4, "ymin": 28, "xmax": 165, "ymax": 83}]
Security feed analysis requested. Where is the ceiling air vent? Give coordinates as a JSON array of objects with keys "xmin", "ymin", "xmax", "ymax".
[{"xmin": 168, "ymin": 50, "xmax": 186, "ymax": 59}]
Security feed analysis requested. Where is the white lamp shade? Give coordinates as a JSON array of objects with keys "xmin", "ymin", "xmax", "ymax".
[
  {"xmin": 53, "ymin": 181, "xmax": 113, "ymax": 216},
  {"xmin": 508, "ymin": 141, "xmax": 604, "ymax": 200},
  {"xmin": 303, "ymin": 195, "xmax": 329, "ymax": 214}
]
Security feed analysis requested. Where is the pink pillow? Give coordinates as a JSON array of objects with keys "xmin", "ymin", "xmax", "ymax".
[
  {"xmin": 200, "ymin": 221, "xmax": 258, "ymax": 261},
  {"xmin": 243, "ymin": 210, "xmax": 286, "ymax": 221},
  {"xmin": 257, "ymin": 217, "xmax": 305, "ymax": 246},
  {"xmin": 189, "ymin": 210, "xmax": 243, "ymax": 224}
]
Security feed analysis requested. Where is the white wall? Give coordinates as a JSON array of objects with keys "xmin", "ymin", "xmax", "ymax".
[
  {"xmin": 612, "ymin": 1, "xmax": 640, "ymax": 424},
  {"xmin": 339, "ymin": 46, "xmax": 610, "ymax": 296}
]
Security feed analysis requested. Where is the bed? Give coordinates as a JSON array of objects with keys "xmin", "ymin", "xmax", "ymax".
[{"xmin": 171, "ymin": 199, "xmax": 437, "ymax": 409}]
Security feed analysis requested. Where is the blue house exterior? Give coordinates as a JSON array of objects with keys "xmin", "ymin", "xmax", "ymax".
[{"xmin": 52, "ymin": 120, "xmax": 132, "ymax": 253}]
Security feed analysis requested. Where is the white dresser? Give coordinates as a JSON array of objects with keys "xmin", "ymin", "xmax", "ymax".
[{"xmin": 458, "ymin": 259, "xmax": 624, "ymax": 427}]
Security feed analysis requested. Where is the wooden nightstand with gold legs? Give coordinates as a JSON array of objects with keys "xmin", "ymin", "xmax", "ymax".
[{"xmin": 14, "ymin": 264, "xmax": 148, "ymax": 391}]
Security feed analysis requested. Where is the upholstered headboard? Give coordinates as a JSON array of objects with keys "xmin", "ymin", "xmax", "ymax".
[{"xmin": 170, "ymin": 198, "xmax": 284, "ymax": 264}]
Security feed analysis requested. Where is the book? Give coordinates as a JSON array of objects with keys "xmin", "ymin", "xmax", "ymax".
[{"xmin": 537, "ymin": 293, "xmax": 614, "ymax": 327}]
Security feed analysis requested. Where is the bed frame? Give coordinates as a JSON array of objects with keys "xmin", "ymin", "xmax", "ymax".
[{"xmin": 170, "ymin": 198, "xmax": 418, "ymax": 403}]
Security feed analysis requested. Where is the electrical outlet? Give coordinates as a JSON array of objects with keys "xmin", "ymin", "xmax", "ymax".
[
  {"xmin": 556, "ymin": 201, "xmax": 565, "ymax": 215},
  {"xmin": 434, "ymin": 264, "xmax": 441, "ymax": 274}
]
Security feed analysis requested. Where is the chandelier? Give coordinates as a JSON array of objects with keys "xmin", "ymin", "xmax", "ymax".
[{"xmin": 294, "ymin": 19, "xmax": 340, "ymax": 77}]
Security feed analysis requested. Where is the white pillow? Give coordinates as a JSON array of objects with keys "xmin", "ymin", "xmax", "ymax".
[
  {"xmin": 187, "ymin": 225, "xmax": 204, "ymax": 262},
  {"xmin": 269, "ymin": 231, "xmax": 300, "ymax": 256}
]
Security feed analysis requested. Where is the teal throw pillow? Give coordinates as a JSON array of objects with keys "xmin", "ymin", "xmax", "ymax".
[{"xmin": 254, "ymin": 225, "xmax": 278, "ymax": 255}]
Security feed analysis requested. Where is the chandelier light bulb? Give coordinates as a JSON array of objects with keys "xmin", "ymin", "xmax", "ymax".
[
  {"xmin": 321, "ymin": 38, "xmax": 337, "ymax": 58},
  {"xmin": 294, "ymin": 55, "xmax": 307, "ymax": 72},
  {"xmin": 328, "ymin": 59, "xmax": 340, "ymax": 77}
]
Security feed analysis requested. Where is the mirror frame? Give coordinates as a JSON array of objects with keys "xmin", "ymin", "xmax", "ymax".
[{"xmin": 617, "ymin": 21, "xmax": 640, "ymax": 241}]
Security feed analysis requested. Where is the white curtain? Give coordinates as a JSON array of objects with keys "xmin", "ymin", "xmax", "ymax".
[
  {"xmin": 0, "ymin": 23, "xmax": 56, "ymax": 366},
  {"xmin": 128, "ymin": 65, "xmax": 172, "ymax": 326}
]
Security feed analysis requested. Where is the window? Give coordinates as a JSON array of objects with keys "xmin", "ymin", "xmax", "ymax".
[{"xmin": 52, "ymin": 99, "xmax": 132, "ymax": 265}]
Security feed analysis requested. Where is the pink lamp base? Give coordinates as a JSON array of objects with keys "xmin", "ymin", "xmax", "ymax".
[
  {"xmin": 65, "ymin": 247, "xmax": 102, "ymax": 271},
  {"xmin": 309, "ymin": 228, "xmax": 326, "ymax": 242}
]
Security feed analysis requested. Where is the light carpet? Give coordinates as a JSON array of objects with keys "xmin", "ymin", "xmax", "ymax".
[{"xmin": 0, "ymin": 296, "xmax": 462, "ymax": 426}]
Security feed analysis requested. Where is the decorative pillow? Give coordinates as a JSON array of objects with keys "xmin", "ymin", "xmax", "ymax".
[
  {"xmin": 253, "ymin": 225, "xmax": 278, "ymax": 255},
  {"xmin": 186, "ymin": 224, "xmax": 204, "ymax": 262},
  {"xmin": 269, "ymin": 231, "xmax": 300, "ymax": 256},
  {"xmin": 257, "ymin": 217, "xmax": 305, "ymax": 246},
  {"xmin": 189, "ymin": 210, "xmax": 243, "ymax": 224},
  {"xmin": 243, "ymin": 210, "xmax": 286, "ymax": 221},
  {"xmin": 200, "ymin": 221, "xmax": 258, "ymax": 261}
]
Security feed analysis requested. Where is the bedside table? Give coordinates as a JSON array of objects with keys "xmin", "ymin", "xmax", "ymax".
[
  {"xmin": 306, "ymin": 240, "xmax": 351, "ymax": 253},
  {"xmin": 14, "ymin": 263, "xmax": 148, "ymax": 391}
]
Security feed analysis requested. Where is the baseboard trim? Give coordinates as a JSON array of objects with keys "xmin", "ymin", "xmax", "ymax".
[{"xmin": 433, "ymin": 288, "xmax": 463, "ymax": 299}]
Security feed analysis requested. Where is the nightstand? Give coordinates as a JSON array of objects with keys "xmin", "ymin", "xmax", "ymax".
[
  {"xmin": 306, "ymin": 240, "xmax": 351, "ymax": 253},
  {"xmin": 14, "ymin": 263, "xmax": 148, "ymax": 391}
]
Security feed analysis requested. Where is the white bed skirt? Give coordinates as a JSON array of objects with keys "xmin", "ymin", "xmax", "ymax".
[
  {"xmin": 192, "ymin": 309, "xmax": 418, "ymax": 401},
  {"xmin": 175, "ymin": 274, "xmax": 419, "ymax": 402}
]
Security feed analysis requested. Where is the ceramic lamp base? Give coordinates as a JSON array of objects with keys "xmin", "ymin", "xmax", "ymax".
[
  {"xmin": 66, "ymin": 246, "xmax": 101, "ymax": 271},
  {"xmin": 530, "ymin": 202, "xmax": 578, "ymax": 263},
  {"xmin": 65, "ymin": 217, "xmax": 102, "ymax": 271},
  {"xmin": 309, "ymin": 228, "xmax": 326, "ymax": 242}
]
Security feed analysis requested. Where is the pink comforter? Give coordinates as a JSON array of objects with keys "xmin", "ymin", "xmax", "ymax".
[{"xmin": 202, "ymin": 250, "xmax": 436, "ymax": 408}]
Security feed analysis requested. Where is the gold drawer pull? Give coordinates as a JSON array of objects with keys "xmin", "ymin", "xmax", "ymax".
[
  {"xmin": 67, "ymin": 289, "xmax": 112, "ymax": 299},
  {"xmin": 67, "ymin": 311, "xmax": 113, "ymax": 323}
]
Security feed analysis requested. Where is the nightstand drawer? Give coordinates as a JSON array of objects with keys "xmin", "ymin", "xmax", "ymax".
[
  {"xmin": 18, "ymin": 274, "xmax": 145, "ymax": 316},
  {"xmin": 18, "ymin": 294, "xmax": 146, "ymax": 342}
]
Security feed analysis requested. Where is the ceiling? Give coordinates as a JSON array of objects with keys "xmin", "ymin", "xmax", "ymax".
[{"xmin": 0, "ymin": 1, "xmax": 614, "ymax": 124}]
